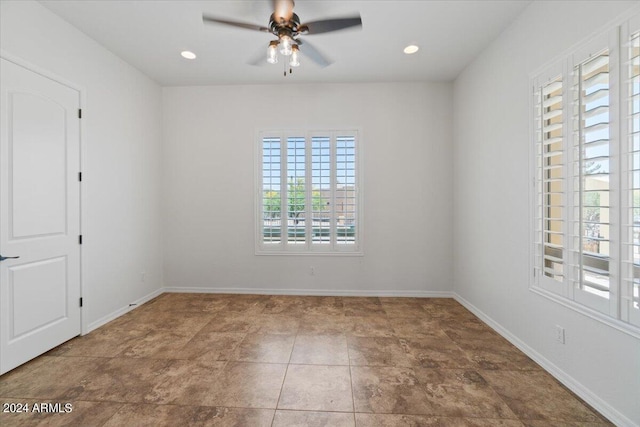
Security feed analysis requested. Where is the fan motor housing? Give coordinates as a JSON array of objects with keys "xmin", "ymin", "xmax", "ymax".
[{"xmin": 269, "ymin": 12, "xmax": 300, "ymax": 34}]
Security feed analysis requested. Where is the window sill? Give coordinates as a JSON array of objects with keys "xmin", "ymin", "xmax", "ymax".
[
  {"xmin": 530, "ymin": 286, "xmax": 640, "ymax": 340},
  {"xmin": 255, "ymin": 249, "xmax": 364, "ymax": 257}
]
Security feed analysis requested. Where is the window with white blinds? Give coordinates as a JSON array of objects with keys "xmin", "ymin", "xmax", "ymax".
[
  {"xmin": 572, "ymin": 48, "xmax": 616, "ymax": 313},
  {"xmin": 262, "ymin": 137, "xmax": 282, "ymax": 245},
  {"xmin": 532, "ymin": 13, "xmax": 640, "ymax": 332},
  {"xmin": 311, "ymin": 136, "xmax": 331, "ymax": 245},
  {"xmin": 336, "ymin": 136, "xmax": 357, "ymax": 245},
  {"xmin": 534, "ymin": 75, "xmax": 566, "ymax": 287},
  {"xmin": 287, "ymin": 137, "xmax": 306, "ymax": 244},
  {"xmin": 257, "ymin": 130, "xmax": 361, "ymax": 254}
]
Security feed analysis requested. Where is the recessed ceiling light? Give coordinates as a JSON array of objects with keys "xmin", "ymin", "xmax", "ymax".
[
  {"xmin": 181, "ymin": 51, "xmax": 197, "ymax": 60},
  {"xmin": 403, "ymin": 45, "xmax": 419, "ymax": 55}
]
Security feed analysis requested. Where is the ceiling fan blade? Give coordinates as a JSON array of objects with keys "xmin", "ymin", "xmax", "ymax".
[
  {"xmin": 297, "ymin": 39, "xmax": 332, "ymax": 68},
  {"xmin": 272, "ymin": 0, "xmax": 295, "ymax": 22},
  {"xmin": 298, "ymin": 16, "xmax": 362, "ymax": 35},
  {"xmin": 202, "ymin": 14, "xmax": 269, "ymax": 32}
]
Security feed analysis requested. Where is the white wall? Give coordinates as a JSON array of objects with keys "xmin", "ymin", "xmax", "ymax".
[
  {"xmin": 0, "ymin": 1, "xmax": 164, "ymax": 329},
  {"xmin": 453, "ymin": 1, "xmax": 640, "ymax": 425},
  {"xmin": 1, "ymin": 0, "xmax": 636, "ymax": 423},
  {"xmin": 162, "ymin": 82, "xmax": 453, "ymax": 295}
]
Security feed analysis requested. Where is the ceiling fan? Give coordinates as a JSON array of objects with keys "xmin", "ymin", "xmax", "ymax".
[{"xmin": 202, "ymin": 0, "xmax": 362, "ymax": 74}]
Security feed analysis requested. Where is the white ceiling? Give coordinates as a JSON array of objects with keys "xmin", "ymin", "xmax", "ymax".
[{"xmin": 39, "ymin": 0, "xmax": 531, "ymax": 86}]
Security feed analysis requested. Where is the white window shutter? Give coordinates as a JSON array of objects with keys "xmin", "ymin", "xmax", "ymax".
[
  {"xmin": 260, "ymin": 134, "xmax": 284, "ymax": 249},
  {"xmin": 622, "ymin": 15, "xmax": 640, "ymax": 327},
  {"xmin": 530, "ymin": 11, "xmax": 640, "ymax": 333},
  {"xmin": 533, "ymin": 62, "xmax": 570, "ymax": 296},
  {"xmin": 257, "ymin": 130, "xmax": 360, "ymax": 254},
  {"xmin": 570, "ymin": 30, "xmax": 619, "ymax": 316}
]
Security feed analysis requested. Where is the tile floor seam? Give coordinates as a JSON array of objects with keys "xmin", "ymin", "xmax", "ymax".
[
  {"xmin": 346, "ymin": 330, "xmax": 358, "ymax": 419},
  {"xmin": 96, "ymin": 402, "xmax": 125, "ymax": 427},
  {"xmin": 348, "ymin": 365, "xmax": 357, "ymax": 426},
  {"xmin": 273, "ymin": 361, "xmax": 292, "ymax": 412},
  {"xmin": 270, "ymin": 332, "xmax": 297, "ymax": 425}
]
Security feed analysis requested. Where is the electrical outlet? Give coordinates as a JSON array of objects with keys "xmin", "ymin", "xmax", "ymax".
[
  {"xmin": 555, "ymin": 325, "xmax": 565, "ymax": 344},
  {"xmin": 141, "ymin": 271, "xmax": 146, "ymax": 282},
  {"xmin": 309, "ymin": 266, "xmax": 315, "ymax": 276}
]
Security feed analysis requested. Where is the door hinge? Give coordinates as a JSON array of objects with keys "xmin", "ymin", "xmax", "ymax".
[
  {"xmin": 78, "ymin": 109, "xmax": 82, "ymax": 119},
  {"xmin": 79, "ymin": 235, "xmax": 83, "ymax": 245},
  {"xmin": 79, "ymin": 297, "xmax": 83, "ymax": 307},
  {"xmin": 78, "ymin": 172, "xmax": 82, "ymax": 182}
]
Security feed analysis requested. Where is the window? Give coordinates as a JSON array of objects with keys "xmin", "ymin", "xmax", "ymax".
[
  {"xmin": 257, "ymin": 130, "xmax": 361, "ymax": 254},
  {"xmin": 532, "ymin": 14, "xmax": 640, "ymax": 333}
]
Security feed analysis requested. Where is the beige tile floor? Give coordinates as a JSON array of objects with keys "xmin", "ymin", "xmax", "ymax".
[{"xmin": 0, "ymin": 294, "xmax": 612, "ymax": 426}]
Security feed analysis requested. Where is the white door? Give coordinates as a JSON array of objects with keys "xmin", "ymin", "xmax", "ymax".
[{"xmin": 0, "ymin": 58, "xmax": 81, "ymax": 375}]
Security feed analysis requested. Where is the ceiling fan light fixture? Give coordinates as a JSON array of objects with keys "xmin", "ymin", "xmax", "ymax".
[
  {"xmin": 289, "ymin": 44, "xmax": 300, "ymax": 67},
  {"xmin": 202, "ymin": 2, "xmax": 362, "ymax": 74},
  {"xmin": 267, "ymin": 41, "xmax": 279, "ymax": 64},
  {"xmin": 180, "ymin": 50, "xmax": 197, "ymax": 59},
  {"xmin": 279, "ymin": 35, "xmax": 293, "ymax": 56},
  {"xmin": 403, "ymin": 44, "xmax": 419, "ymax": 55}
]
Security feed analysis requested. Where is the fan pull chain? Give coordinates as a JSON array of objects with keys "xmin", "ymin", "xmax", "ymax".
[
  {"xmin": 279, "ymin": 61, "xmax": 294, "ymax": 76},
  {"xmin": 281, "ymin": 59, "xmax": 294, "ymax": 76}
]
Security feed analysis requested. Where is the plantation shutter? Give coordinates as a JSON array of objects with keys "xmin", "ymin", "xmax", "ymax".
[
  {"xmin": 311, "ymin": 136, "xmax": 332, "ymax": 246},
  {"xmin": 286, "ymin": 136, "xmax": 306, "ymax": 245},
  {"xmin": 258, "ymin": 130, "xmax": 360, "ymax": 254},
  {"xmin": 261, "ymin": 135, "xmax": 283, "ymax": 247},
  {"xmin": 335, "ymin": 134, "xmax": 357, "ymax": 249},
  {"xmin": 309, "ymin": 132, "xmax": 359, "ymax": 252},
  {"xmin": 570, "ymin": 31, "xmax": 619, "ymax": 315},
  {"xmin": 622, "ymin": 17, "xmax": 640, "ymax": 326},
  {"xmin": 531, "ymin": 13, "xmax": 640, "ymax": 332},
  {"xmin": 534, "ymin": 64, "xmax": 569, "ymax": 295}
]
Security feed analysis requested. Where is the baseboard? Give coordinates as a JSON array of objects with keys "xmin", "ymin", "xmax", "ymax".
[
  {"xmin": 163, "ymin": 286, "xmax": 454, "ymax": 298},
  {"xmin": 84, "ymin": 287, "xmax": 163, "ymax": 334},
  {"xmin": 453, "ymin": 293, "xmax": 637, "ymax": 427}
]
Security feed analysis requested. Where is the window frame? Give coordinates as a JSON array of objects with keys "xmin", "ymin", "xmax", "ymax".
[
  {"xmin": 255, "ymin": 129, "xmax": 363, "ymax": 256},
  {"xmin": 530, "ymin": 12, "xmax": 640, "ymax": 338}
]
